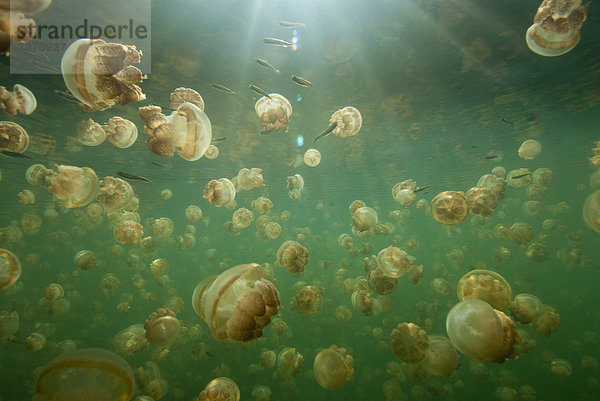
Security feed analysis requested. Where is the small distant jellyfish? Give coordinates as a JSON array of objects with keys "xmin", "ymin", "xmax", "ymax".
[
  {"xmin": 45, "ymin": 164, "xmax": 100, "ymax": 208},
  {"xmin": 0, "ymin": 84, "xmax": 37, "ymax": 115},
  {"xmin": 255, "ymin": 93, "xmax": 292, "ymax": 132},
  {"xmin": 160, "ymin": 189, "xmax": 173, "ymax": 201},
  {"xmin": 518, "ymin": 139, "xmax": 542, "ymax": 160},
  {"xmin": 304, "ymin": 148, "xmax": 321, "ymax": 166},
  {"xmin": 390, "ymin": 322, "xmax": 429, "ymax": 363},
  {"xmin": 252, "ymin": 196, "xmax": 273, "ymax": 214},
  {"xmin": 152, "ymin": 217, "xmax": 174, "ymax": 238},
  {"xmin": 103, "ymin": 116, "xmax": 138, "ymax": 149},
  {"xmin": 74, "ymin": 250, "xmax": 98, "ymax": 271},
  {"xmin": 185, "ymin": 205, "xmax": 203, "ymax": 223},
  {"xmin": 392, "ymin": 179, "xmax": 417, "ymax": 207},
  {"xmin": 205, "ymin": 144, "xmax": 219, "ymax": 159},
  {"xmin": 313, "ymin": 345, "xmax": 354, "ymax": 389},
  {"xmin": 204, "ymin": 178, "xmax": 236, "ymax": 207},
  {"xmin": 277, "ymin": 346, "xmax": 304, "ymax": 377},
  {"xmin": 430, "ymin": 191, "xmax": 469, "ymax": 225},
  {"xmin": 17, "ymin": 189, "xmax": 35, "ymax": 205},
  {"xmin": 0, "ymin": 121, "xmax": 29, "ymax": 153},
  {"xmin": 232, "ymin": 208, "xmax": 253, "ymax": 228},
  {"xmin": 314, "ymin": 106, "xmax": 362, "ymax": 144},
  {"xmin": 287, "ymin": 174, "xmax": 305, "ymax": 199},
  {"xmin": 264, "ymin": 221, "xmax": 282, "ymax": 239},
  {"xmin": 526, "ymin": 0, "xmax": 589, "ymax": 57},
  {"xmin": 291, "ymin": 285, "xmax": 322, "ymax": 314},
  {"xmin": 144, "ymin": 308, "xmax": 181, "ymax": 347},
  {"xmin": 235, "ymin": 168, "xmax": 264, "ymax": 191},
  {"xmin": 113, "ymin": 220, "xmax": 143, "ymax": 246},
  {"xmin": 196, "ymin": 377, "xmax": 240, "ymax": 401},
  {"xmin": 76, "ymin": 119, "xmax": 106, "ymax": 146},
  {"xmin": 352, "ymin": 206, "xmax": 378, "ymax": 232}
]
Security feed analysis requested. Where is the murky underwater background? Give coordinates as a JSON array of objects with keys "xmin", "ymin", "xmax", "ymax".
[{"xmin": 1, "ymin": 0, "xmax": 600, "ymax": 399}]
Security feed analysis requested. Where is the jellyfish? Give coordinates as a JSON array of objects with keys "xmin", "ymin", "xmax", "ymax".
[
  {"xmin": 457, "ymin": 269, "xmax": 512, "ymax": 310},
  {"xmin": 33, "ymin": 348, "xmax": 135, "ymax": 401},
  {"xmin": 430, "ymin": 191, "xmax": 469, "ymax": 225},
  {"xmin": 235, "ymin": 168, "xmax": 264, "ymax": 191},
  {"xmin": 551, "ymin": 358, "xmax": 572, "ymax": 378},
  {"xmin": 0, "ymin": 310, "xmax": 18, "ymax": 339},
  {"xmin": 392, "ymin": 179, "xmax": 418, "ymax": 207},
  {"xmin": 313, "ymin": 106, "xmax": 362, "ymax": 144},
  {"xmin": 351, "ymin": 289, "xmax": 382, "ymax": 316},
  {"xmin": 276, "ymin": 240, "xmax": 309, "ymax": 275},
  {"xmin": 477, "ymin": 174, "xmax": 507, "ymax": 201},
  {"xmin": 526, "ymin": 0, "xmax": 589, "ymax": 57},
  {"xmin": 518, "ymin": 139, "xmax": 542, "ymax": 160},
  {"xmin": 25, "ymin": 332, "xmax": 46, "ymax": 351},
  {"xmin": 185, "ymin": 205, "xmax": 203, "ymax": 223},
  {"xmin": 252, "ymin": 196, "xmax": 273, "ymax": 214},
  {"xmin": 61, "ymin": 38, "xmax": 146, "ymax": 111},
  {"xmin": 304, "ymin": 148, "xmax": 321, "ymax": 167},
  {"xmin": 113, "ymin": 220, "xmax": 143, "ymax": 246},
  {"xmin": 251, "ymin": 385, "xmax": 272, "ymax": 401},
  {"xmin": 203, "ymin": 178, "xmax": 236, "ymax": 207},
  {"xmin": 277, "ymin": 347, "xmax": 304, "ymax": 376},
  {"xmin": 531, "ymin": 305, "xmax": 561, "ymax": 337},
  {"xmin": 390, "ymin": 322, "xmax": 429, "ymax": 363},
  {"xmin": 352, "ymin": 206, "xmax": 378, "ymax": 232},
  {"xmin": 0, "ymin": 84, "xmax": 36, "ymax": 115},
  {"xmin": 97, "ymin": 176, "xmax": 135, "ymax": 211},
  {"xmin": 152, "ymin": 217, "xmax": 174, "ymax": 238},
  {"xmin": 509, "ymin": 222, "xmax": 534, "ymax": 245},
  {"xmin": 465, "ymin": 187, "xmax": 497, "ymax": 216},
  {"xmin": 0, "ymin": 121, "xmax": 29, "ymax": 153},
  {"xmin": 313, "ymin": 345, "xmax": 354, "ymax": 389},
  {"xmin": 135, "ymin": 361, "xmax": 168, "ymax": 400},
  {"xmin": 76, "ymin": 118, "xmax": 106, "ymax": 146},
  {"xmin": 73, "ymin": 250, "xmax": 98, "ymax": 270},
  {"xmin": 191, "ymin": 263, "xmax": 281, "ymax": 342},
  {"xmin": 446, "ymin": 299, "xmax": 518, "ymax": 363},
  {"xmin": 0, "ymin": 248, "xmax": 21, "ymax": 291},
  {"xmin": 255, "ymin": 93, "xmax": 292, "ymax": 132},
  {"xmin": 104, "ymin": 116, "xmax": 138, "ymax": 148},
  {"xmin": 170, "ymin": 87, "xmax": 205, "ymax": 110},
  {"xmin": 507, "ymin": 168, "xmax": 532, "ymax": 187},
  {"xmin": 291, "ymin": 285, "xmax": 323, "ymax": 314},
  {"xmin": 144, "ymin": 308, "xmax": 181, "ymax": 347},
  {"xmin": 377, "ymin": 246, "xmax": 415, "ymax": 278},
  {"xmin": 583, "ymin": 190, "xmax": 600, "ymax": 234},
  {"xmin": 139, "ymin": 101, "xmax": 212, "ymax": 161},
  {"xmin": 509, "ymin": 293, "xmax": 544, "ymax": 324},
  {"xmin": 367, "ymin": 267, "xmax": 398, "ymax": 295},
  {"xmin": 232, "ymin": 208, "xmax": 254, "ymax": 228},
  {"xmin": 196, "ymin": 377, "xmax": 240, "ymax": 401},
  {"xmin": 205, "ymin": 144, "xmax": 219, "ymax": 159},
  {"xmin": 421, "ymin": 335, "xmax": 460, "ymax": 377}
]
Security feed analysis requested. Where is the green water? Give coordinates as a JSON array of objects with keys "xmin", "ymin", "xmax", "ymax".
[{"xmin": 1, "ymin": 0, "xmax": 600, "ymax": 400}]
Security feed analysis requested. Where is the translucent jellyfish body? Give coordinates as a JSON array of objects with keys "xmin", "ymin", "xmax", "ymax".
[
  {"xmin": 104, "ymin": 116, "xmax": 138, "ymax": 148},
  {"xmin": 170, "ymin": 87, "xmax": 205, "ymax": 110},
  {"xmin": 457, "ymin": 269, "xmax": 512, "ymax": 310},
  {"xmin": 518, "ymin": 139, "xmax": 542, "ymax": 160},
  {"xmin": 290, "ymin": 285, "xmax": 322, "ymax": 314},
  {"xmin": 76, "ymin": 118, "xmax": 106, "ymax": 146},
  {"xmin": 33, "ymin": 348, "xmax": 135, "ymax": 401},
  {"xmin": 60, "ymin": 38, "xmax": 146, "ymax": 111},
  {"xmin": 367, "ymin": 267, "xmax": 398, "ymax": 295},
  {"xmin": 204, "ymin": 178, "xmax": 236, "ymax": 207},
  {"xmin": 97, "ymin": 176, "xmax": 135, "ymax": 211},
  {"xmin": 144, "ymin": 308, "xmax": 181, "ymax": 347},
  {"xmin": 47, "ymin": 165, "xmax": 100, "ymax": 208},
  {"xmin": 329, "ymin": 106, "xmax": 362, "ymax": 138},
  {"xmin": 113, "ymin": 220, "xmax": 143, "ymax": 246},
  {"xmin": 303, "ymin": 148, "xmax": 321, "ymax": 167},
  {"xmin": 0, "ymin": 248, "xmax": 21, "ymax": 290},
  {"xmin": 196, "ymin": 377, "xmax": 240, "ymax": 401},
  {"xmin": 74, "ymin": 250, "xmax": 98, "ymax": 270},
  {"xmin": 421, "ymin": 335, "xmax": 459, "ymax": 377},
  {"xmin": 390, "ymin": 322, "xmax": 429, "ymax": 363},
  {"xmin": 465, "ymin": 187, "xmax": 497, "ymax": 216},
  {"xmin": 430, "ymin": 191, "xmax": 469, "ymax": 225},
  {"xmin": 352, "ymin": 206, "xmax": 378, "ymax": 232},
  {"xmin": 191, "ymin": 263, "xmax": 281, "ymax": 342},
  {"xmin": 392, "ymin": 179, "xmax": 417, "ymax": 207},
  {"xmin": 232, "ymin": 207, "xmax": 254, "ymax": 228},
  {"xmin": 446, "ymin": 299, "xmax": 518, "ymax": 363},
  {"xmin": 278, "ymin": 347, "xmax": 304, "ymax": 376},
  {"xmin": 509, "ymin": 293, "xmax": 544, "ymax": 324},
  {"xmin": 313, "ymin": 345, "xmax": 354, "ymax": 389},
  {"xmin": 377, "ymin": 246, "xmax": 415, "ymax": 278},
  {"xmin": 235, "ymin": 167, "xmax": 263, "ymax": 191},
  {"xmin": 114, "ymin": 324, "xmax": 149, "ymax": 356},
  {"xmin": 0, "ymin": 121, "xmax": 29, "ymax": 153},
  {"xmin": 0, "ymin": 310, "xmax": 19, "ymax": 339},
  {"xmin": 0, "ymin": 84, "xmax": 36, "ymax": 115},
  {"xmin": 276, "ymin": 240, "xmax": 309, "ymax": 275},
  {"xmin": 526, "ymin": 0, "xmax": 589, "ymax": 57},
  {"xmin": 287, "ymin": 174, "xmax": 305, "ymax": 199},
  {"xmin": 139, "ymin": 101, "xmax": 212, "ymax": 161},
  {"xmin": 255, "ymin": 93, "xmax": 292, "ymax": 132},
  {"xmin": 583, "ymin": 190, "xmax": 600, "ymax": 234}
]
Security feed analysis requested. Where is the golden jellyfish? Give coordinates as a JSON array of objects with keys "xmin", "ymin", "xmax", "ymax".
[
  {"xmin": 532, "ymin": 167, "xmax": 553, "ymax": 185},
  {"xmin": 465, "ymin": 187, "xmax": 497, "ymax": 216},
  {"xmin": 303, "ymin": 148, "xmax": 321, "ymax": 167},
  {"xmin": 33, "ymin": 348, "xmax": 135, "ymax": 401},
  {"xmin": 252, "ymin": 196, "xmax": 273, "ymax": 214},
  {"xmin": 139, "ymin": 102, "xmax": 212, "ymax": 161},
  {"xmin": 235, "ymin": 167, "xmax": 264, "ymax": 191},
  {"xmin": 277, "ymin": 347, "xmax": 304, "ymax": 376},
  {"xmin": 313, "ymin": 345, "xmax": 354, "ymax": 390},
  {"xmin": 104, "ymin": 116, "xmax": 138, "ymax": 148},
  {"xmin": 317, "ymin": 106, "xmax": 362, "ymax": 143},
  {"xmin": 291, "ymin": 285, "xmax": 322, "ymax": 314},
  {"xmin": 232, "ymin": 207, "xmax": 254, "ymax": 228},
  {"xmin": 170, "ymin": 87, "xmax": 205, "ymax": 110},
  {"xmin": 45, "ymin": 164, "xmax": 100, "ymax": 208},
  {"xmin": 191, "ymin": 263, "xmax": 281, "ymax": 342},
  {"xmin": 196, "ymin": 377, "xmax": 240, "ymax": 401},
  {"xmin": 367, "ymin": 267, "xmax": 398, "ymax": 295},
  {"xmin": 135, "ymin": 361, "xmax": 168, "ymax": 400},
  {"xmin": 457, "ymin": 269, "xmax": 512, "ymax": 310},
  {"xmin": 583, "ymin": 190, "xmax": 600, "ymax": 233},
  {"xmin": 205, "ymin": 144, "xmax": 219, "ymax": 159},
  {"xmin": 255, "ymin": 93, "xmax": 292, "ymax": 132},
  {"xmin": 17, "ymin": 189, "xmax": 35, "ymax": 205},
  {"xmin": 74, "ymin": 249, "xmax": 98, "ymax": 270},
  {"xmin": 551, "ymin": 358, "xmax": 572, "ymax": 378},
  {"xmin": 276, "ymin": 240, "xmax": 309, "ymax": 275},
  {"xmin": 349, "ymin": 199, "xmax": 366, "ymax": 215},
  {"xmin": 392, "ymin": 179, "xmax": 418, "ymax": 207},
  {"xmin": 531, "ymin": 305, "xmax": 561, "ymax": 337},
  {"xmin": 377, "ymin": 246, "xmax": 415, "ymax": 278},
  {"xmin": 526, "ymin": 0, "xmax": 589, "ymax": 57},
  {"xmin": 259, "ymin": 349, "xmax": 277, "ymax": 367},
  {"xmin": 150, "ymin": 258, "xmax": 170, "ymax": 280},
  {"xmin": 509, "ymin": 222, "xmax": 534, "ymax": 245},
  {"xmin": 152, "ymin": 217, "xmax": 174, "ymax": 238},
  {"xmin": 264, "ymin": 221, "xmax": 282, "ymax": 239},
  {"xmin": 144, "ymin": 308, "xmax": 181, "ymax": 347},
  {"xmin": 351, "ymin": 289, "xmax": 382, "ymax": 316},
  {"xmin": 0, "ymin": 84, "xmax": 37, "ymax": 115},
  {"xmin": 446, "ymin": 299, "xmax": 518, "ymax": 363},
  {"xmin": 287, "ymin": 174, "xmax": 305, "ymax": 200},
  {"xmin": 390, "ymin": 322, "xmax": 429, "ymax": 363},
  {"xmin": 430, "ymin": 191, "xmax": 469, "ymax": 225},
  {"xmin": 76, "ymin": 118, "xmax": 106, "ymax": 146},
  {"xmin": 160, "ymin": 188, "xmax": 172, "ymax": 201},
  {"xmin": 421, "ymin": 335, "xmax": 459, "ymax": 377},
  {"xmin": 113, "ymin": 220, "xmax": 143, "ymax": 246},
  {"xmin": 185, "ymin": 204, "xmax": 203, "ymax": 223},
  {"xmin": 431, "ymin": 277, "xmax": 452, "ymax": 297},
  {"xmin": 477, "ymin": 174, "xmax": 507, "ymax": 201},
  {"xmin": 251, "ymin": 385, "xmax": 272, "ymax": 401},
  {"xmin": 97, "ymin": 176, "xmax": 134, "ymax": 211},
  {"xmin": 507, "ymin": 168, "xmax": 532, "ymax": 187},
  {"xmin": 44, "ymin": 283, "xmax": 64, "ymax": 301},
  {"xmin": 61, "ymin": 38, "xmax": 146, "ymax": 112},
  {"xmin": 25, "ymin": 332, "xmax": 46, "ymax": 351},
  {"xmin": 0, "ymin": 121, "xmax": 29, "ymax": 153},
  {"xmin": 335, "ymin": 305, "xmax": 352, "ymax": 322},
  {"xmin": 518, "ymin": 139, "xmax": 542, "ymax": 160},
  {"xmin": 509, "ymin": 293, "xmax": 544, "ymax": 324},
  {"xmin": 0, "ymin": 310, "xmax": 18, "ymax": 339},
  {"xmin": 352, "ymin": 206, "xmax": 378, "ymax": 232},
  {"xmin": 204, "ymin": 178, "xmax": 236, "ymax": 207},
  {"xmin": 0, "ymin": 248, "xmax": 21, "ymax": 290}
]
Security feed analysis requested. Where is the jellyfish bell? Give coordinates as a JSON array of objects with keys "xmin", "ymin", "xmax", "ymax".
[
  {"xmin": 0, "ymin": 248, "xmax": 21, "ymax": 291},
  {"xmin": 430, "ymin": 191, "xmax": 469, "ymax": 225},
  {"xmin": 196, "ymin": 377, "xmax": 240, "ymax": 401},
  {"xmin": 583, "ymin": 190, "xmax": 600, "ymax": 234},
  {"xmin": 276, "ymin": 240, "xmax": 309, "ymax": 275},
  {"xmin": 526, "ymin": 0, "xmax": 589, "ymax": 57},
  {"xmin": 255, "ymin": 93, "xmax": 292, "ymax": 132},
  {"xmin": 76, "ymin": 118, "xmax": 106, "ymax": 146},
  {"xmin": 330, "ymin": 106, "xmax": 362, "ymax": 138},
  {"xmin": 377, "ymin": 246, "xmax": 415, "ymax": 278},
  {"xmin": 390, "ymin": 322, "xmax": 429, "ymax": 363},
  {"xmin": 0, "ymin": 84, "xmax": 36, "ymax": 115},
  {"xmin": 48, "ymin": 165, "xmax": 100, "ymax": 208},
  {"xmin": 0, "ymin": 121, "xmax": 29, "ymax": 153},
  {"xmin": 104, "ymin": 116, "xmax": 138, "ymax": 148},
  {"xmin": 313, "ymin": 345, "xmax": 354, "ymax": 389},
  {"xmin": 203, "ymin": 178, "xmax": 236, "ymax": 207},
  {"xmin": 170, "ymin": 87, "xmax": 205, "ymax": 110},
  {"xmin": 144, "ymin": 308, "xmax": 181, "ymax": 347},
  {"xmin": 509, "ymin": 293, "xmax": 544, "ymax": 324},
  {"xmin": 421, "ymin": 335, "xmax": 459, "ymax": 377},
  {"xmin": 457, "ymin": 269, "xmax": 512, "ymax": 310},
  {"xmin": 277, "ymin": 346, "xmax": 304, "ymax": 376},
  {"xmin": 61, "ymin": 38, "xmax": 146, "ymax": 111},
  {"xmin": 33, "ymin": 348, "xmax": 135, "ymax": 401},
  {"xmin": 290, "ymin": 285, "xmax": 322, "ymax": 314},
  {"xmin": 352, "ymin": 206, "xmax": 378, "ymax": 232}
]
